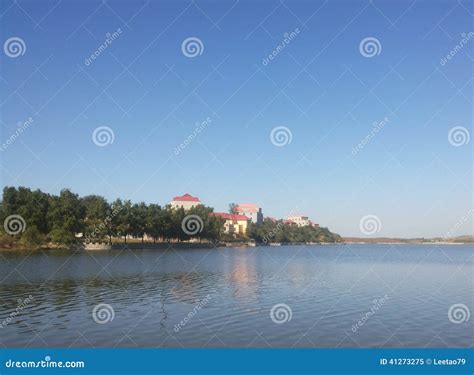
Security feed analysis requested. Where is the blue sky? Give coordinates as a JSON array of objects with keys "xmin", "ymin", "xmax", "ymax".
[{"xmin": 1, "ymin": 0, "xmax": 472, "ymax": 238}]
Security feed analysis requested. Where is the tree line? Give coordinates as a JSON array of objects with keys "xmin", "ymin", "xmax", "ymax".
[
  {"xmin": 0, "ymin": 186, "xmax": 341, "ymax": 248},
  {"xmin": 249, "ymin": 219, "xmax": 341, "ymax": 244}
]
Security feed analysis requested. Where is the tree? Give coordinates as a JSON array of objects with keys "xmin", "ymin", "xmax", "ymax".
[
  {"xmin": 131, "ymin": 202, "xmax": 148, "ymax": 244},
  {"xmin": 47, "ymin": 189, "xmax": 85, "ymax": 245},
  {"xmin": 105, "ymin": 199, "xmax": 123, "ymax": 244},
  {"xmin": 82, "ymin": 195, "xmax": 109, "ymax": 242},
  {"xmin": 20, "ymin": 225, "xmax": 46, "ymax": 248},
  {"xmin": 146, "ymin": 204, "xmax": 162, "ymax": 243},
  {"xmin": 115, "ymin": 199, "xmax": 133, "ymax": 243},
  {"xmin": 1, "ymin": 186, "xmax": 50, "ymax": 236}
]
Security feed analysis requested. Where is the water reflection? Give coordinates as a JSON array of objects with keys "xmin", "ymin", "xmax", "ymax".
[{"xmin": 0, "ymin": 245, "xmax": 472, "ymax": 348}]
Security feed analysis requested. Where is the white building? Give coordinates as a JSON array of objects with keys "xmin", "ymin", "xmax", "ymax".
[
  {"xmin": 170, "ymin": 193, "xmax": 201, "ymax": 210},
  {"xmin": 287, "ymin": 214, "xmax": 310, "ymax": 227},
  {"xmin": 235, "ymin": 203, "xmax": 263, "ymax": 224}
]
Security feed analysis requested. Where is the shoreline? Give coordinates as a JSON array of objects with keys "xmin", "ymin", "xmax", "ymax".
[{"xmin": 0, "ymin": 241, "xmax": 471, "ymax": 252}]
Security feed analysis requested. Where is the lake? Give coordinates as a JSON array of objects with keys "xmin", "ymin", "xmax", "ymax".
[{"xmin": 0, "ymin": 244, "xmax": 472, "ymax": 348}]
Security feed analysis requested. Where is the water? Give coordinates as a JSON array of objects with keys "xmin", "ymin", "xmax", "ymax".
[{"xmin": 0, "ymin": 244, "xmax": 472, "ymax": 348}]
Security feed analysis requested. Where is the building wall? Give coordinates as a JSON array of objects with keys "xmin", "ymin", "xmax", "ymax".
[
  {"xmin": 236, "ymin": 207, "xmax": 264, "ymax": 224},
  {"xmin": 223, "ymin": 219, "xmax": 248, "ymax": 235},
  {"xmin": 170, "ymin": 200, "xmax": 199, "ymax": 210},
  {"xmin": 287, "ymin": 215, "xmax": 310, "ymax": 227}
]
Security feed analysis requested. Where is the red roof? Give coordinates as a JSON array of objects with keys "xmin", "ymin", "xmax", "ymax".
[
  {"xmin": 172, "ymin": 193, "xmax": 200, "ymax": 202},
  {"xmin": 210, "ymin": 212, "xmax": 250, "ymax": 221},
  {"xmin": 235, "ymin": 203, "xmax": 259, "ymax": 213}
]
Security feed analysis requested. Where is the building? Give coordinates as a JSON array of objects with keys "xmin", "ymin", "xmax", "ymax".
[
  {"xmin": 210, "ymin": 213, "xmax": 249, "ymax": 236},
  {"xmin": 170, "ymin": 193, "xmax": 201, "ymax": 210},
  {"xmin": 309, "ymin": 220, "xmax": 319, "ymax": 228},
  {"xmin": 235, "ymin": 203, "xmax": 263, "ymax": 224},
  {"xmin": 286, "ymin": 214, "xmax": 310, "ymax": 227}
]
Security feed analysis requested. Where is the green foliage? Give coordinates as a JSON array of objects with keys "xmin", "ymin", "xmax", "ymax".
[
  {"xmin": 0, "ymin": 186, "xmax": 341, "ymax": 248},
  {"xmin": 249, "ymin": 219, "xmax": 341, "ymax": 244},
  {"xmin": 83, "ymin": 195, "xmax": 109, "ymax": 241},
  {"xmin": 1, "ymin": 186, "xmax": 50, "ymax": 234},
  {"xmin": 20, "ymin": 225, "xmax": 46, "ymax": 248},
  {"xmin": 47, "ymin": 189, "xmax": 85, "ymax": 245}
]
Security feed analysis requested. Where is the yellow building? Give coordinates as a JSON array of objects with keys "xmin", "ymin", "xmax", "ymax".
[{"xmin": 211, "ymin": 213, "xmax": 249, "ymax": 235}]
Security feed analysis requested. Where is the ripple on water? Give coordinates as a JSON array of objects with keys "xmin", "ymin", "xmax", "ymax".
[{"xmin": 0, "ymin": 244, "xmax": 472, "ymax": 347}]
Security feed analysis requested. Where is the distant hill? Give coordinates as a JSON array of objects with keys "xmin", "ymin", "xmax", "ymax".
[{"xmin": 342, "ymin": 235, "xmax": 473, "ymax": 244}]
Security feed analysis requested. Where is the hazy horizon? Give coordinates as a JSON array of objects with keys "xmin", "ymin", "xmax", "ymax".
[{"xmin": 1, "ymin": 0, "xmax": 472, "ymax": 238}]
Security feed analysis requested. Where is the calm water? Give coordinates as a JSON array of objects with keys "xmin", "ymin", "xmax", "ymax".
[{"xmin": 0, "ymin": 244, "xmax": 472, "ymax": 348}]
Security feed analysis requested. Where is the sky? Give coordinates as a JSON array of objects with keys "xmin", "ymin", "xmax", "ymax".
[{"xmin": 0, "ymin": 0, "xmax": 472, "ymax": 238}]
